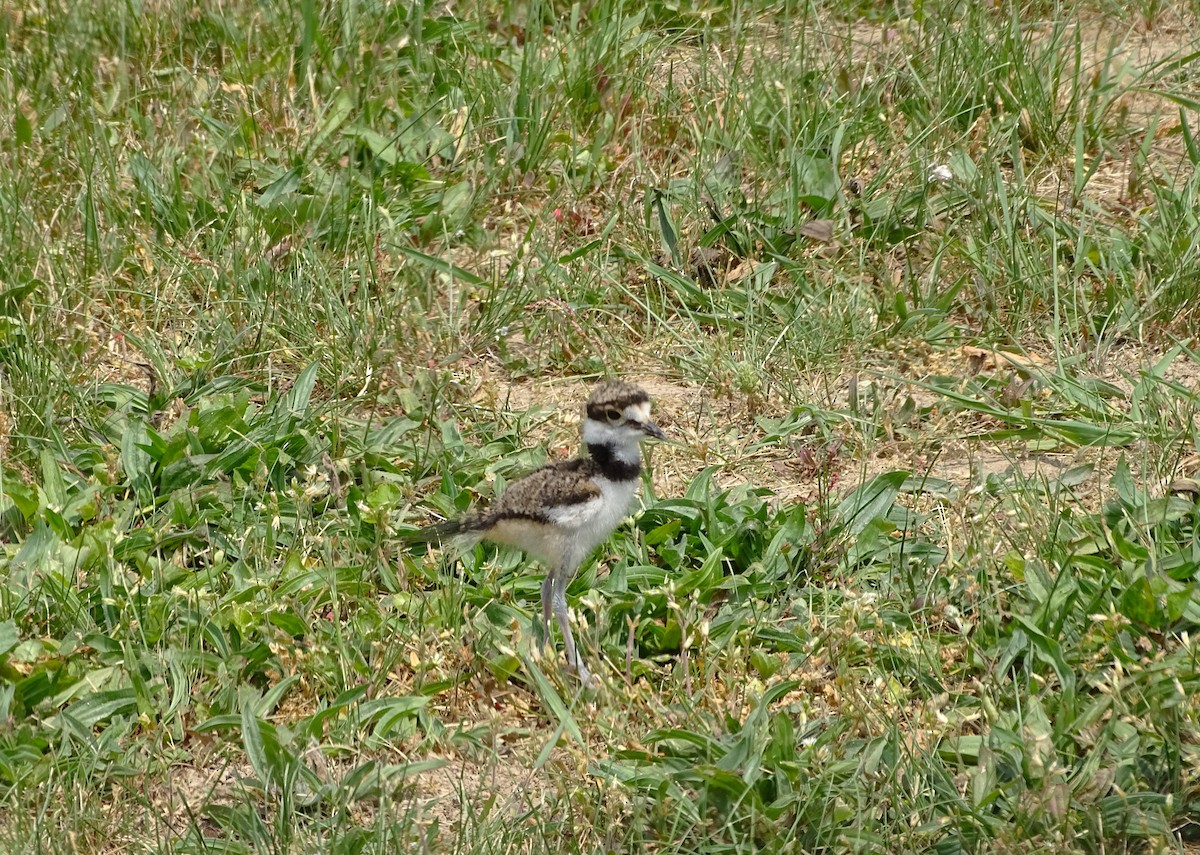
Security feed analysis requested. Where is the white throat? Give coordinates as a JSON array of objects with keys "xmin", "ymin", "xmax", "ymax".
[{"xmin": 582, "ymin": 418, "xmax": 643, "ymax": 468}]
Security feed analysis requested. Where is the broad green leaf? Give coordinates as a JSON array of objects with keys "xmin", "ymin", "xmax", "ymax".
[
  {"xmin": 646, "ymin": 727, "xmax": 724, "ymax": 756},
  {"xmin": 342, "ymin": 758, "xmax": 448, "ymax": 802},
  {"xmin": 308, "ymin": 90, "xmax": 355, "ymax": 155},
  {"xmin": 1099, "ymin": 791, "xmax": 1171, "ymax": 836},
  {"xmin": 1165, "ymin": 586, "xmax": 1193, "ymax": 624},
  {"xmin": 256, "ymin": 166, "xmax": 302, "ymax": 208},
  {"xmin": 285, "ymin": 362, "xmax": 319, "ymax": 416},
  {"xmin": 121, "ymin": 418, "xmax": 154, "ymax": 506},
  {"xmin": 193, "ymin": 715, "xmax": 242, "ymax": 733},
  {"xmin": 1111, "ymin": 455, "xmax": 1138, "ymax": 507},
  {"xmin": 834, "ymin": 471, "xmax": 907, "ymax": 535},
  {"xmin": 1119, "ymin": 576, "xmax": 1160, "ymax": 627},
  {"xmin": 939, "ymin": 735, "xmax": 983, "ymax": 764},
  {"xmin": 358, "ymin": 695, "xmax": 430, "ymax": 724},
  {"xmin": 793, "ymin": 152, "xmax": 838, "ymax": 212},
  {"xmin": 0, "ymin": 622, "xmax": 18, "ymax": 657},
  {"xmin": 240, "ymin": 702, "xmax": 270, "ymax": 784},
  {"xmin": 62, "ymin": 688, "xmax": 137, "ymax": 728},
  {"xmin": 39, "ymin": 450, "xmax": 65, "ymax": 511},
  {"xmin": 370, "ymin": 696, "xmax": 431, "ymax": 738},
  {"xmin": 1011, "ymin": 615, "xmax": 1076, "ymax": 699},
  {"xmin": 1056, "ymin": 464, "xmax": 1096, "ymax": 489},
  {"xmin": 643, "ymin": 258, "xmax": 712, "ymax": 310},
  {"xmin": 652, "ymin": 189, "xmax": 679, "ymax": 264},
  {"xmin": 15, "ymin": 666, "xmax": 62, "ymax": 710},
  {"xmin": 391, "ymin": 243, "xmax": 487, "ymax": 286},
  {"xmin": 256, "ymin": 675, "xmax": 300, "ymax": 717},
  {"xmin": 267, "ymin": 611, "xmax": 308, "ymax": 637},
  {"xmin": 14, "ymin": 109, "xmax": 32, "ymax": 145}
]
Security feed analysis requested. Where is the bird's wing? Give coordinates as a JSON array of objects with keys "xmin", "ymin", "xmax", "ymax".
[
  {"xmin": 404, "ymin": 459, "xmax": 603, "ymax": 550},
  {"xmin": 485, "ymin": 459, "xmax": 602, "ymax": 524}
]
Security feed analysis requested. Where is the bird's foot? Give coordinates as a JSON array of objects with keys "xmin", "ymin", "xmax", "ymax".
[{"xmin": 571, "ymin": 661, "xmax": 598, "ymax": 690}]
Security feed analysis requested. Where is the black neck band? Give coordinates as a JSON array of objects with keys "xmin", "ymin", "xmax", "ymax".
[{"xmin": 587, "ymin": 443, "xmax": 642, "ymax": 481}]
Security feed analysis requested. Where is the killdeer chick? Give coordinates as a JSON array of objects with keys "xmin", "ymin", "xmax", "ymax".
[{"xmin": 415, "ymin": 380, "xmax": 666, "ymax": 686}]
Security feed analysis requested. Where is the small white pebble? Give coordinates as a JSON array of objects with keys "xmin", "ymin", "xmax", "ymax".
[{"xmin": 928, "ymin": 164, "xmax": 954, "ymax": 184}]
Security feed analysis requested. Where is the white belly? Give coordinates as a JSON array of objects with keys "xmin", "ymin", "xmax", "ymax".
[
  {"xmin": 548, "ymin": 476, "xmax": 641, "ymax": 564},
  {"xmin": 480, "ymin": 477, "xmax": 641, "ymax": 573}
]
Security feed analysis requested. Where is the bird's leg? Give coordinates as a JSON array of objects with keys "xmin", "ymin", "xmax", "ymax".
[
  {"xmin": 539, "ymin": 573, "xmax": 554, "ymax": 651},
  {"xmin": 551, "ymin": 570, "xmax": 594, "ymax": 686}
]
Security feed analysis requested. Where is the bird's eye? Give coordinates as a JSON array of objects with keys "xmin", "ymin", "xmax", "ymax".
[{"xmin": 605, "ymin": 407, "xmax": 622, "ymax": 423}]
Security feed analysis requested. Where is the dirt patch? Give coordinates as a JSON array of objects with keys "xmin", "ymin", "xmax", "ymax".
[
  {"xmin": 464, "ymin": 368, "xmax": 775, "ymax": 496},
  {"xmin": 140, "ymin": 742, "xmax": 260, "ymax": 842},
  {"xmin": 452, "ymin": 339, "xmax": 1200, "ymax": 510},
  {"xmin": 1098, "ymin": 341, "xmax": 1200, "ymax": 391},
  {"xmin": 413, "ymin": 748, "xmax": 549, "ymax": 836}
]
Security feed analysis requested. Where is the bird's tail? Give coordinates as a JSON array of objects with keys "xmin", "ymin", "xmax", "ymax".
[{"xmin": 402, "ymin": 515, "xmax": 480, "ymax": 546}]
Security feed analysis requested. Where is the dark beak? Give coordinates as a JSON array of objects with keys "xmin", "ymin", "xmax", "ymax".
[{"xmin": 640, "ymin": 420, "xmax": 667, "ymax": 440}]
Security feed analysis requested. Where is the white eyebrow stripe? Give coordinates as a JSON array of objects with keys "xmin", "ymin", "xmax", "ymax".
[{"xmin": 625, "ymin": 401, "xmax": 651, "ymax": 423}]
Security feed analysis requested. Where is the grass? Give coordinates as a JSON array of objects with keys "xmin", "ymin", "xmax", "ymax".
[{"xmin": 2, "ymin": 0, "xmax": 1200, "ymax": 851}]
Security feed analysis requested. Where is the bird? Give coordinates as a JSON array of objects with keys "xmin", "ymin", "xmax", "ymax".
[{"xmin": 411, "ymin": 380, "xmax": 666, "ymax": 686}]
